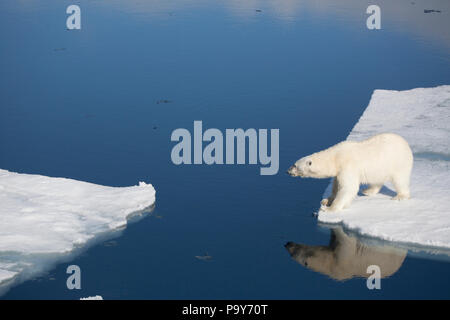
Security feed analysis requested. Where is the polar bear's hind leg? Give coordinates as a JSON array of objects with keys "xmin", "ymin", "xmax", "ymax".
[{"xmin": 391, "ymin": 173, "xmax": 410, "ymax": 200}]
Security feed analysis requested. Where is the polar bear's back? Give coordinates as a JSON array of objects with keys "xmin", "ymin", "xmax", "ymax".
[{"xmin": 338, "ymin": 133, "xmax": 413, "ymax": 184}]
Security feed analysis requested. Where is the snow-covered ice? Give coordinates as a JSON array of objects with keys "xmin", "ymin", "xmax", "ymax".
[
  {"xmin": 0, "ymin": 170, "xmax": 155, "ymax": 288},
  {"xmin": 318, "ymin": 85, "xmax": 450, "ymax": 249}
]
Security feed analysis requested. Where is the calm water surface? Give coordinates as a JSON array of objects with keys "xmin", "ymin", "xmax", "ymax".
[{"xmin": 1, "ymin": 0, "xmax": 449, "ymax": 299}]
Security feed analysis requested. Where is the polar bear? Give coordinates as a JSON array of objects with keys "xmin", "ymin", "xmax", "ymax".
[
  {"xmin": 285, "ymin": 227, "xmax": 406, "ymax": 280},
  {"xmin": 287, "ymin": 133, "xmax": 413, "ymax": 212}
]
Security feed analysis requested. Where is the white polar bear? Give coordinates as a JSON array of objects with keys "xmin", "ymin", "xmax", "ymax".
[{"xmin": 287, "ymin": 133, "xmax": 413, "ymax": 212}]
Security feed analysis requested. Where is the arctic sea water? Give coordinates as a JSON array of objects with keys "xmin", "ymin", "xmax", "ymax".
[{"xmin": 1, "ymin": 0, "xmax": 450, "ymax": 299}]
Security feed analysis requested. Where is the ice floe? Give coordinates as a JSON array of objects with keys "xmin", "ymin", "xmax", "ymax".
[
  {"xmin": 0, "ymin": 170, "xmax": 155, "ymax": 291},
  {"xmin": 318, "ymin": 85, "xmax": 450, "ymax": 249}
]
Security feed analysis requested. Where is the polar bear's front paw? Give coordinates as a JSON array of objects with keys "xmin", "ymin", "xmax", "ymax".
[
  {"xmin": 320, "ymin": 203, "xmax": 344, "ymax": 212},
  {"xmin": 320, "ymin": 204, "xmax": 335, "ymax": 212}
]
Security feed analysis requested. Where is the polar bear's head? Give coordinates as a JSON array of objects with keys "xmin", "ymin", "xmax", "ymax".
[
  {"xmin": 285, "ymin": 242, "xmax": 334, "ymax": 276},
  {"xmin": 287, "ymin": 156, "xmax": 314, "ymax": 177},
  {"xmin": 287, "ymin": 152, "xmax": 336, "ymax": 179}
]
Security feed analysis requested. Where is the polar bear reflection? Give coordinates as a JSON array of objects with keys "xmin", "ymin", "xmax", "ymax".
[{"xmin": 285, "ymin": 228, "xmax": 406, "ymax": 281}]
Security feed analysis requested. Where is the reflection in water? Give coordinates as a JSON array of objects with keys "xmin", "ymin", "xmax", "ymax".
[
  {"xmin": 285, "ymin": 228, "xmax": 407, "ymax": 281},
  {"xmin": 0, "ymin": 206, "xmax": 155, "ymax": 297},
  {"xmin": 86, "ymin": 0, "xmax": 450, "ymax": 48}
]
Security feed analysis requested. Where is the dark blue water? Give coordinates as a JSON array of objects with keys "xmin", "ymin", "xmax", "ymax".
[{"xmin": 1, "ymin": 0, "xmax": 450, "ymax": 299}]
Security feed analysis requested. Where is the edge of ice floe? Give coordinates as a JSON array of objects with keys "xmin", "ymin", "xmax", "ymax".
[{"xmin": 0, "ymin": 175, "xmax": 156, "ymax": 291}]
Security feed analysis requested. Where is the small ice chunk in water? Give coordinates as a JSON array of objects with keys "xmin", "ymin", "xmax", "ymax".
[{"xmin": 80, "ymin": 295, "xmax": 104, "ymax": 300}]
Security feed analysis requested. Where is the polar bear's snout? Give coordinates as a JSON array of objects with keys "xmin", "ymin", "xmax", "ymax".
[
  {"xmin": 287, "ymin": 165, "xmax": 302, "ymax": 177},
  {"xmin": 285, "ymin": 242, "xmax": 314, "ymax": 265}
]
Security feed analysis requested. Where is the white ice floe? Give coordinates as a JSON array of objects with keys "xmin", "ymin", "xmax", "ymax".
[
  {"xmin": 318, "ymin": 85, "xmax": 450, "ymax": 249},
  {"xmin": 80, "ymin": 295, "xmax": 104, "ymax": 300},
  {"xmin": 0, "ymin": 170, "xmax": 155, "ymax": 288}
]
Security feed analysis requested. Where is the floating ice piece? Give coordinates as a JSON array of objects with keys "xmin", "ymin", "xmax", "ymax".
[
  {"xmin": 195, "ymin": 253, "xmax": 212, "ymax": 261},
  {"xmin": 0, "ymin": 170, "xmax": 155, "ymax": 290},
  {"xmin": 80, "ymin": 295, "xmax": 104, "ymax": 300},
  {"xmin": 318, "ymin": 85, "xmax": 450, "ymax": 249}
]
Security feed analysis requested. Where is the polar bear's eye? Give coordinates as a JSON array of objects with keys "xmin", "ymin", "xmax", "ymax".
[{"xmin": 307, "ymin": 161, "xmax": 312, "ymax": 166}]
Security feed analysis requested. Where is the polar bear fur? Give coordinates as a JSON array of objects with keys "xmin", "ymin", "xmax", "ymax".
[
  {"xmin": 285, "ymin": 227, "xmax": 406, "ymax": 280},
  {"xmin": 287, "ymin": 133, "xmax": 413, "ymax": 212}
]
